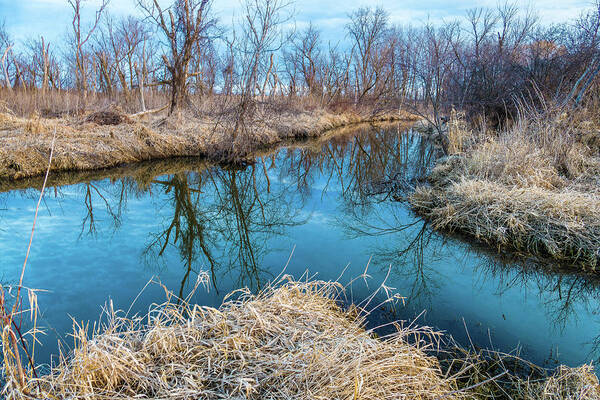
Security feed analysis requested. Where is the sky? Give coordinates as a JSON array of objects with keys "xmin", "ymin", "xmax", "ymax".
[{"xmin": 0, "ymin": 0, "xmax": 595, "ymax": 48}]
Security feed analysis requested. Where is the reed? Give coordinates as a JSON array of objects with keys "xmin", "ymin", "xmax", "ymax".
[
  {"xmin": 3, "ymin": 277, "xmax": 598, "ymax": 399},
  {"xmin": 8, "ymin": 278, "xmax": 461, "ymax": 399}
]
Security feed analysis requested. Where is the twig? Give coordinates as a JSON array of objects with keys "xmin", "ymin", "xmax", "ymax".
[
  {"xmin": 8, "ymin": 128, "xmax": 56, "ymax": 389},
  {"xmin": 130, "ymin": 104, "xmax": 169, "ymax": 117},
  {"xmin": 15, "ymin": 129, "xmax": 57, "ymax": 309},
  {"xmin": 434, "ymin": 370, "xmax": 509, "ymax": 399}
]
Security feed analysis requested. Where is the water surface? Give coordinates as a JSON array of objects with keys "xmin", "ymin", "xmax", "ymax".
[{"xmin": 1, "ymin": 124, "xmax": 599, "ymax": 371}]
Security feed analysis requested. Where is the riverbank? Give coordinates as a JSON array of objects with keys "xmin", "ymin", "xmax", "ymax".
[
  {"xmin": 0, "ymin": 120, "xmax": 405, "ymax": 193},
  {"xmin": 4, "ymin": 279, "xmax": 598, "ymax": 399},
  {"xmin": 410, "ymin": 109, "xmax": 600, "ymax": 269},
  {"xmin": 0, "ymin": 105, "xmax": 419, "ymax": 181}
]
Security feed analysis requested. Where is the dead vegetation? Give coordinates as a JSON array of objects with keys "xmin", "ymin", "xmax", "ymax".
[
  {"xmin": 440, "ymin": 346, "xmax": 600, "ymax": 400},
  {"xmin": 3, "ymin": 278, "xmax": 598, "ymax": 400},
  {"xmin": 0, "ymin": 106, "xmax": 419, "ymax": 181},
  {"xmin": 410, "ymin": 106, "xmax": 600, "ymax": 269},
  {"xmin": 7, "ymin": 279, "xmax": 459, "ymax": 399},
  {"xmin": 85, "ymin": 109, "xmax": 131, "ymax": 126}
]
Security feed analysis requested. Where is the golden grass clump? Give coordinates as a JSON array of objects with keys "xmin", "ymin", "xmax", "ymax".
[
  {"xmin": 440, "ymin": 346, "xmax": 600, "ymax": 400},
  {"xmin": 411, "ymin": 179, "xmax": 600, "ymax": 268},
  {"xmin": 412, "ymin": 106, "xmax": 600, "ymax": 268},
  {"xmin": 522, "ymin": 365, "xmax": 600, "ymax": 400},
  {"xmin": 3, "ymin": 278, "xmax": 599, "ymax": 399},
  {"xmin": 13, "ymin": 279, "xmax": 460, "ymax": 400},
  {"xmin": 446, "ymin": 109, "xmax": 471, "ymax": 154}
]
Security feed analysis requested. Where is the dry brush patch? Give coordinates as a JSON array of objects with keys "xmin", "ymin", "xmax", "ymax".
[
  {"xmin": 411, "ymin": 179, "xmax": 600, "ymax": 269},
  {"xmin": 440, "ymin": 346, "xmax": 600, "ymax": 400},
  {"xmin": 1, "ymin": 278, "xmax": 598, "ymax": 399},
  {"xmin": 411, "ymin": 107, "xmax": 600, "ymax": 269},
  {"xmin": 8, "ymin": 279, "xmax": 460, "ymax": 400},
  {"xmin": 0, "ymin": 106, "xmax": 419, "ymax": 181}
]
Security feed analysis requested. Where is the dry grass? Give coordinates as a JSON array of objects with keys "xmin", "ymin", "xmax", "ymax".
[
  {"xmin": 0, "ymin": 102, "xmax": 419, "ymax": 181},
  {"xmin": 1, "ymin": 277, "xmax": 597, "ymax": 399},
  {"xmin": 8, "ymin": 279, "xmax": 459, "ymax": 400},
  {"xmin": 411, "ymin": 180, "xmax": 600, "ymax": 268},
  {"xmin": 411, "ymin": 106, "xmax": 600, "ymax": 268},
  {"xmin": 0, "ymin": 87, "xmax": 167, "ymax": 117},
  {"xmin": 524, "ymin": 365, "xmax": 600, "ymax": 400},
  {"xmin": 441, "ymin": 346, "xmax": 600, "ymax": 400}
]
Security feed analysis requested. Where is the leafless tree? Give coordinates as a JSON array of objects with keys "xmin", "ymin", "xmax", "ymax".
[
  {"xmin": 68, "ymin": 0, "xmax": 110, "ymax": 94},
  {"xmin": 346, "ymin": 7, "xmax": 391, "ymax": 104},
  {"xmin": 137, "ymin": 0, "xmax": 219, "ymax": 114},
  {"xmin": 233, "ymin": 0, "xmax": 293, "ymax": 134},
  {"xmin": 285, "ymin": 23, "xmax": 322, "ymax": 97}
]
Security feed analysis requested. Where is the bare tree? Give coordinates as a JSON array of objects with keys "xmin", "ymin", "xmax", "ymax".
[
  {"xmin": 68, "ymin": 0, "xmax": 110, "ymax": 95},
  {"xmin": 346, "ymin": 7, "xmax": 390, "ymax": 104},
  {"xmin": 320, "ymin": 42, "xmax": 353, "ymax": 105},
  {"xmin": 137, "ymin": 0, "xmax": 218, "ymax": 114},
  {"xmin": 233, "ymin": 0, "xmax": 293, "ymax": 134},
  {"xmin": 0, "ymin": 21, "xmax": 13, "ymax": 91},
  {"xmin": 22, "ymin": 36, "xmax": 54, "ymax": 98},
  {"xmin": 285, "ymin": 23, "xmax": 323, "ymax": 97}
]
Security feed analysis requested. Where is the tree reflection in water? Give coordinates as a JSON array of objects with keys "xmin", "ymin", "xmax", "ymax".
[
  {"xmin": 141, "ymin": 163, "xmax": 304, "ymax": 298},
  {"xmin": 35, "ymin": 122, "xmax": 600, "ymax": 365},
  {"xmin": 277, "ymin": 123, "xmax": 600, "ymax": 364}
]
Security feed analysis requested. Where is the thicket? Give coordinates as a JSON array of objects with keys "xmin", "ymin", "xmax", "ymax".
[{"xmin": 1, "ymin": 1, "xmax": 600, "ymax": 124}]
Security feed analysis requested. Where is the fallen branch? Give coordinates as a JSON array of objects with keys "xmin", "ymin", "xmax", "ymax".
[{"xmin": 130, "ymin": 104, "xmax": 169, "ymax": 117}]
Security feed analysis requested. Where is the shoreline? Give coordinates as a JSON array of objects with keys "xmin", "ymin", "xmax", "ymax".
[
  {"xmin": 0, "ymin": 121, "xmax": 399, "ymax": 192},
  {"xmin": 0, "ymin": 107, "xmax": 419, "ymax": 182},
  {"xmin": 408, "ymin": 111, "xmax": 600, "ymax": 270}
]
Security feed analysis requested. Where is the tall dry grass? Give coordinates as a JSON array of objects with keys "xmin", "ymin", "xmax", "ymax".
[
  {"xmin": 7, "ymin": 277, "xmax": 463, "ymax": 400},
  {"xmin": 411, "ymin": 105, "xmax": 600, "ymax": 268},
  {"xmin": 0, "ymin": 129, "xmax": 55, "ymax": 396},
  {"xmin": 3, "ymin": 275, "xmax": 598, "ymax": 399},
  {"xmin": 0, "ymin": 88, "xmax": 169, "ymax": 117},
  {"xmin": 412, "ymin": 179, "xmax": 600, "ymax": 267}
]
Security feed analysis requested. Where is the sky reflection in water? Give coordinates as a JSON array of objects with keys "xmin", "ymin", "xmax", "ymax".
[{"xmin": 0, "ymin": 124, "xmax": 599, "ymax": 371}]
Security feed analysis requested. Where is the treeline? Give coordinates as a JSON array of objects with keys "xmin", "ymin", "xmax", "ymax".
[{"xmin": 1, "ymin": 0, "xmax": 600, "ymax": 123}]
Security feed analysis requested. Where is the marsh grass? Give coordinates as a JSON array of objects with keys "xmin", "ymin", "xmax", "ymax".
[
  {"xmin": 3, "ymin": 275, "xmax": 598, "ymax": 400},
  {"xmin": 7, "ymin": 276, "xmax": 462, "ymax": 400},
  {"xmin": 411, "ymin": 105, "xmax": 600, "ymax": 268},
  {"xmin": 0, "ymin": 130, "xmax": 55, "ymax": 396},
  {"xmin": 440, "ymin": 346, "xmax": 600, "ymax": 400},
  {"xmin": 411, "ymin": 180, "xmax": 600, "ymax": 268},
  {"xmin": 0, "ymin": 102, "xmax": 419, "ymax": 181}
]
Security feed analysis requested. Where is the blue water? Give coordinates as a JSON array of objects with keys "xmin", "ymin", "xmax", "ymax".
[{"xmin": 1, "ymin": 124, "xmax": 599, "ymax": 371}]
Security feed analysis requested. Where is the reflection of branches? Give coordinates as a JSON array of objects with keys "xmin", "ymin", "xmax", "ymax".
[
  {"xmin": 279, "ymin": 123, "xmax": 440, "ymax": 210},
  {"xmin": 142, "ymin": 161, "xmax": 305, "ymax": 296},
  {"xmin": 341, "ymin": 201, "xmax": 446, "ymax": 303},
  {"xmin": 451, "ymin": 241, "xmax": 600, "ymax": 364},
  {"xmin": 275, "ymin": 123, "xmax": 450, "ymax": 303},
  {"xmin": 208, "ymin": 166, "xmax": 305, "ymax": 289},
  {"xmin": 143, "ymin": 172, "xmax": 218, "ymax": 299},
  {"xmin": 472, "ymin": 254, "xmax": 600, "ymax": 332},
  {"xmin": 80, "ymin": 182, "xmax": 125, "ymax": 236}
]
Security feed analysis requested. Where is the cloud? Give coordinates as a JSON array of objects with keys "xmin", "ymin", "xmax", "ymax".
[{"xmin": 1, "ymin": 0, "xmax": 594, "ymax": 45}]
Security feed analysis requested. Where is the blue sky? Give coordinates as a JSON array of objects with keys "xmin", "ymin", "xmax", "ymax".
[{"xmin": 0, "ymin": 0, "xmax": 594, "ymax": 47}]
